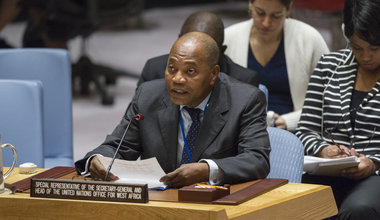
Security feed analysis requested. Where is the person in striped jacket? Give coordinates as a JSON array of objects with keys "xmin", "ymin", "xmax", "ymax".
[{"xmin": 296, "ymin": 0, "xmax": 380, "ymax": 219}]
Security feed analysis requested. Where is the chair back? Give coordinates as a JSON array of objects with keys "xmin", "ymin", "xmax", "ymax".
[
  {"xmin": 42, "ymin": 0, "xmax": 144, "ymax": 38},
  {"xmin": 0, "ymin": 79, "xmax": 44, "ymax": 167},
  {"xmin": 266, "ymin": 127, "xmax": 304, "ymax": 183},
  {"xmin": 88, "ymin": 0, "xmax": 144, "ymax": 28},
  {"xmin": 0, "ymin": 48, "xmax": 73, "ymax": 168},
  {"xmin": 258, "ymin": 84, "xmax": 268, "ymax": 111}
]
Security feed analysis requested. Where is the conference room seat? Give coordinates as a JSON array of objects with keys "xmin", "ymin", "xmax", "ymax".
[
  {"xmin": 258, "ymin": 84, "xmax": 268, "ymax": 111},
  {"xmin": 44, "ymin": 0, "xmax": 144, "ymax": 105},
  {"xmin": 0, "ymin": 79, "xmax": 44, "ymax": 168},
  {"xmin": 266, "ymin": 127, "xmax": 304, "ymax": 183},
  {"xmin": 0, "ymin": 48, "xmax": 73, "ymax": 168}
]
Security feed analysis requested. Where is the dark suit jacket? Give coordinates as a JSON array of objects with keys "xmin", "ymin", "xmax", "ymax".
[
  {"xmin": 76, "ymin": 73, "xmax": 270, "ymax": 184},
  {"xmin": 137, "ymin": 54, "xmax": 259, "ymax": 87}
]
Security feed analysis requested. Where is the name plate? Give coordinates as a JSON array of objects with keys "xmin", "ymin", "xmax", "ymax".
[{"xmin": 30, "ymin": 178, "xmax": 148, "ymax": 203}]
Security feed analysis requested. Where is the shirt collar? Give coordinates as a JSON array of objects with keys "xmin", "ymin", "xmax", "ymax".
[{"xmin": 180, "ymin": 92, "xmax": 211, "ymax": 112}]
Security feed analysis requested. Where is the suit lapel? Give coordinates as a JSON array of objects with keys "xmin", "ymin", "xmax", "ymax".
[
  {"xmin": 192, "ymin": 78, "xmax": 229, "ymax": 162},
  {"xmin": 158, "ymin": 95, "xmax": 179, "ymax": 171},
  {"xmin": 362, "ymin": 78, "xmax": 380, "ymax": 107},
  {"xmin": 339, "ymin": 51, "xmax": 356, "ymax": 137}
]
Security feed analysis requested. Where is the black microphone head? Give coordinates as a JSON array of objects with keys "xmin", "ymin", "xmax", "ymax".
[
  {"xmin": 124, "ymin": 113, "xmax": 144, "ymax": 121},
  {"xmin": 135, "ymin": 114, "xmax": 144, "ymax": 121}
]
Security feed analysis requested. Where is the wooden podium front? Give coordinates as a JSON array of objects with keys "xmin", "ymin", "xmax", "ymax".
[{"xmin": 1, "ymin": 168, "xmax": 338, "ymax": 219}]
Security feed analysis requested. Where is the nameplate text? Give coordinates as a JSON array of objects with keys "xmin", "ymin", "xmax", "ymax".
[{"xmin": 30, "ymin": 178, "xmax": 148, "ymax": 203}]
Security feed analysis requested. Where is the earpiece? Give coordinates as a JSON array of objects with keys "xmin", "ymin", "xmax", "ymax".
[
  {"xmin": 320, "ymin": 25, "xmax": 350, "ymax": 134},
  {"xmin": 341, "ymin": 23, "xmax": 349, "ymax": 42}
]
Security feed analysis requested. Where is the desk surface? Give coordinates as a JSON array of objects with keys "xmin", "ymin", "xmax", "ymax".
[{"xmin": 2, "ymin": 168, "xmax": 337, "ymax": 220}]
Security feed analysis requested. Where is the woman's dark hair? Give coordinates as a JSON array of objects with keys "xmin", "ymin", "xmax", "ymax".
[
  {"xmin": 249, "ymin": 0, "xmax": 292, "ymax": 10},
  {"xmin": 344, "ymin": 0, "xmax": 380, "ymax": 45}
]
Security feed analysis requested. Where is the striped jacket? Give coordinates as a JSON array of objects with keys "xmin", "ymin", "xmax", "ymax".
[{"xmin": 296, "ymin": 49, "xmax": 380, "ymax": 163}]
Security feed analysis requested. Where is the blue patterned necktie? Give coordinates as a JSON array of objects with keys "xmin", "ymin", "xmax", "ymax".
[{"xmin": 181, "ymin": 107, "xmax": 202, "ymax": 164}]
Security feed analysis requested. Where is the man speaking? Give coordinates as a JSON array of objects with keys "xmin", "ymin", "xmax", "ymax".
[{"xmin": 75, "ymin": 32, "xmax": 270, "ymax": 187}]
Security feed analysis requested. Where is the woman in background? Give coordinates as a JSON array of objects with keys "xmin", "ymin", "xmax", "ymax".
[
  {"xmin": 296, "ymin": 0, "xmax": 380, "ymax": 219},
  {"xmin": 224, "ymin": 0, "xmax": 329, "ymax": 131}
]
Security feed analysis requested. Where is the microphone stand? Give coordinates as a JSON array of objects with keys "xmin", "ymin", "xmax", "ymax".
[{"xmin": 104, "ymin": 114, "xmax": 140, "ymax": 181}]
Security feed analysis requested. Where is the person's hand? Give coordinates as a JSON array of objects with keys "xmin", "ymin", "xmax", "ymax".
[
  {"xmin": 89, "ymin": 156, "xmax": 119, "ymax": 181},
  {"xmin": 159, "ymin": 162, "xmax": 210, "ymax": 187},
  {"xmin": 317, "ymin": 145, "xmax": 350, "ymax": 158},
  {"xmin": 341, "ymin": 149, "xmax": 377, "ymax": 180},
  {"xmin": 273, "ymin": 113, "xmax": 287, "ymax": 130}
]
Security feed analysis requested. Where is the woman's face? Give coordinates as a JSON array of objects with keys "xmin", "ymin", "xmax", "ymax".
[
  {"xmin": 349, "ymin": 33, "xmax": 380, "ymax": 73},
  {"xmin": 250, "ymin": 0, "xmax": 290, "ymax": 38}
]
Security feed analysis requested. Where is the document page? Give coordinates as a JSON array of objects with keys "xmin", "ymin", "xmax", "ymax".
[
  {"xmin": 304, "ymin": 156, "xmax": 360, "ymax": 176},
  {"xmin": 98, "ymin": 157, "xmax": 167, "ymax": 189}
]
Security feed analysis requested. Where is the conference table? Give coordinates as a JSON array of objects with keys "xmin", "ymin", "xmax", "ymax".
[{"xmin": 1, "ymin": 167, "xmax": 338, "ymax": 219}]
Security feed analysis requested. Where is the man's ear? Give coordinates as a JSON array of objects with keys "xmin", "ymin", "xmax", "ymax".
[
  {"xmin": 210, "ymin": 65, "xmax": 220, "ymax": 86},
  {"xmin": 221, "ymin": 45, "xmax": 227, "ymax": 54}
]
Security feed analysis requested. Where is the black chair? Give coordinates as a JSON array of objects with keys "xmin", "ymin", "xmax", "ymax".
[
  {"xmin": 23, "ymin": 0, "xmax": 144, "ymax": 105},
  {"xmin": 73, "ymin": 0, "xmax": 144, "ymax": 105}
]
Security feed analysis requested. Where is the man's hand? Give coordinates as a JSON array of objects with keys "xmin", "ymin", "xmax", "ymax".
[
  {"xmin": 273, "ymin": 113, "xmax": 287, "ymax": 130},
  {"xmin": 341, "ymin": 148, "xmax": 377, "ymax": 180},
  {"xmin": 317, "ymin": 145, "xmax": 350, "ymax": 158},
  {"xmin": 159, "ymin": 162, "xmax": 210, "ymax": 187},
  {"xmin": 89, "ymin": 156, "xmax": 119, "ymax": 181}
]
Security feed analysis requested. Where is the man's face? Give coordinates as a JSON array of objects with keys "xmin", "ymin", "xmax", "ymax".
[{"xmin": 165, "ymin": 41, "xmax": 218, "ymax": 108}]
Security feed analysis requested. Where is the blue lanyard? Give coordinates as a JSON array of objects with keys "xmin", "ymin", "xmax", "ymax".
[{"xmin": 179, "ymin": 98, "xmax": 210, "ymax": 162}]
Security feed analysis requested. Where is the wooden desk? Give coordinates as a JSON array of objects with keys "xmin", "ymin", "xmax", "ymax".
[{"xmin": 1, "ymin": 168, "xmax": 337, "ymax": 220}]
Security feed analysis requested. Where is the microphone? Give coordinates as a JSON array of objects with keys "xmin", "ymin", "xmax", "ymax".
[{"xmin": 104, "ymin": 113, "xmax": 143, "ymax": 181}]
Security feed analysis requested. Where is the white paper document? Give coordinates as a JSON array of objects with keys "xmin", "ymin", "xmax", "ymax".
[
  {"xmin": 98, "ymin": 157, "xmax": 167, "ymax": 189},
  {"xmin": 304, "ymin": 156, "xmax": 360, "ymax": 176}
]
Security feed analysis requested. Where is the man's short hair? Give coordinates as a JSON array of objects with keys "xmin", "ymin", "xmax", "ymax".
[{"xmin": 180, "ymin": 12, "xmax": 224, "ymax": 50}]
